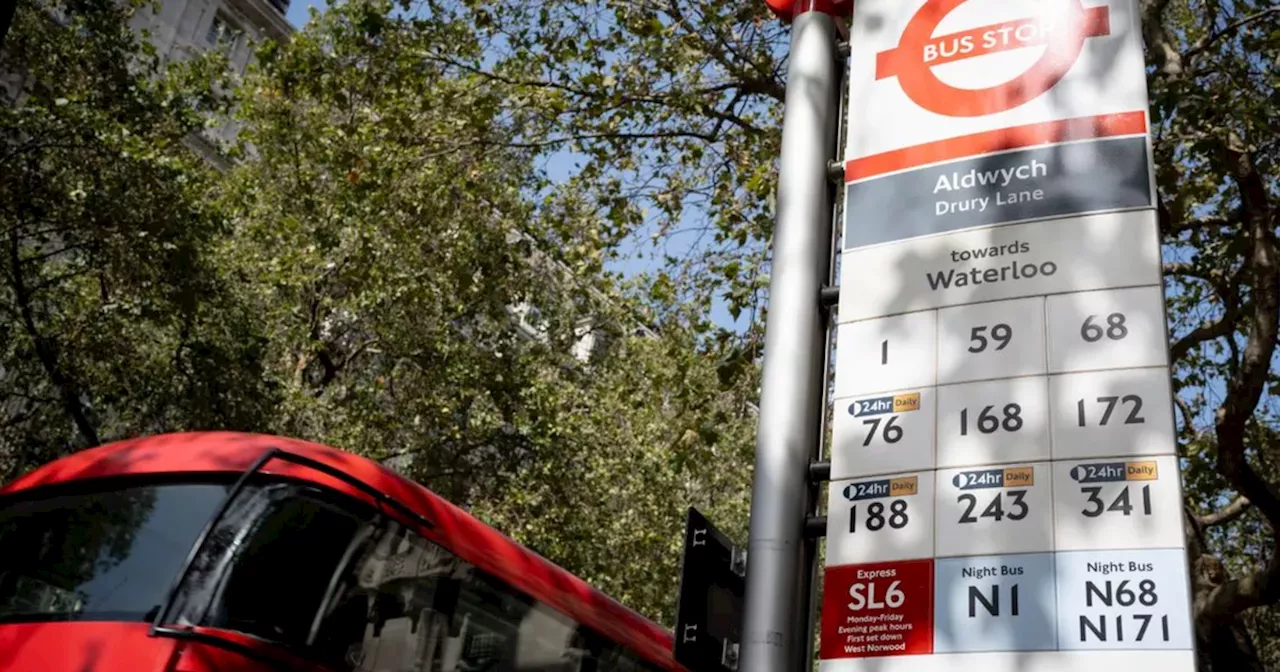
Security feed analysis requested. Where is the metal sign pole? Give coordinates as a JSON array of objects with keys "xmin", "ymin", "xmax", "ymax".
[{"xmin": 739, "ymin": 4, "xmax": 840, "ymax": 671}]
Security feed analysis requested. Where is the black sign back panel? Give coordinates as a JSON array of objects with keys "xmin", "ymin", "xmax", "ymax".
[{"xmin": 674, "ymin": 507, "xmax": 745, "ymax": 672}]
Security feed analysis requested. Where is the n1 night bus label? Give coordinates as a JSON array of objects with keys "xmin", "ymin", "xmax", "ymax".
[
  {"xmin": 820, "ymin": 559, "xmax": 934, "ymax": 660},
  {"xmin": 1055, "ymin": 549, "xmax": 1193, "ymax": 650},
  {"xmin": 1053, "ymin": 455, "xmax": 1185, "ymax": 551},
  {"xmin": 935, "ymin": 463, "xmax": 1052, "ymax": 557},
  {"xmin": 831, "ymin": 388, "xmax": 935, "ymax": 480},
  {"xmin": 934, "ymin": 553, "xmax": 1057, "ymax": 653},
  {"xmin": 827, "ymin": 473, "xmax": 935, "ymax": 565}
]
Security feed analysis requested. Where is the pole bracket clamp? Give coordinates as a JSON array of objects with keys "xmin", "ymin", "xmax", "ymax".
[{"xmin": 804, "ymin": 516, "xmax": 828, "ymax": 539}]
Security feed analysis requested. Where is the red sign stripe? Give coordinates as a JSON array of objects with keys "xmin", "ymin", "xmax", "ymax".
[{"xmin": 844, "ymin": 111, "xmax": 1148, "ymax": 183}]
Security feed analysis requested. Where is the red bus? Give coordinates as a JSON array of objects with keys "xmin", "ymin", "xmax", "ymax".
[{"xmin": 0, "ymin": 431, "xmax": 684, "ymax": 672}]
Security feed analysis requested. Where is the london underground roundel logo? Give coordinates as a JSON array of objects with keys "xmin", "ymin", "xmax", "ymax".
[{"xmin": 874, "ymin": 0, "xmax": 1112, "ymax": 118}]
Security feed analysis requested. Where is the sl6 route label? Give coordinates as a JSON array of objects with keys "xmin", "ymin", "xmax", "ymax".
[{"xmin": 820, "ymin": 559, "xmax": 935, "ymax": 659}]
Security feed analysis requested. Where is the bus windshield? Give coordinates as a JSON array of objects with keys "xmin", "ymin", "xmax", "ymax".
[{"xmin": 0, "ymin": 482, "xmax": 229, "ymax": 623}]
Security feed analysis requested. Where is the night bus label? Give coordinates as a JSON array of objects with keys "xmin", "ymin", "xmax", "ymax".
[
  {"xmin": 934, "ymin": 553, "xmax": 1057, "ymax": 653},
  {"xmin": 1055, "ymin": 549, "xmax": 1193, "ymax": 650}
]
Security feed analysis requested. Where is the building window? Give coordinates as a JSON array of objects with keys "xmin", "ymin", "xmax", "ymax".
[{"xmin": 206, "ymin": 13, "xmax": 241, "ymax": 52}]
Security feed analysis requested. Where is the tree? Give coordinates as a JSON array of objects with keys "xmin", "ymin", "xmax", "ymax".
[
  {"xmin": 218, "ymin": 0, "xmax": 627, "ymax": 505},
  {"xmin": 471, "ymin": 293, "xmax": 759, "ymax": 622},
  {"xmin": 437, "ymin": 0, "xmax": 1280, "ymax": 664},
  {"xmin": 0, "ymin": 0, "xmax": 275, "ymax": 481},
  {"xmin": 1144, "ymin": 0, "xmax": 1280, "ymax": 667}
]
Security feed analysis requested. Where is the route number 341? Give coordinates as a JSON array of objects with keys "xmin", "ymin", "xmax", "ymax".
[{"xmin": 1082, "ymin": 485, "xmax": 1154, "ymax": 518}]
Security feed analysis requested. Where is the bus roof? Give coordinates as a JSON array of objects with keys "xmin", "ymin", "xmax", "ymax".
[{"xmin": 0, "ymin": 431, "xmax": 683, "ymax": 671}]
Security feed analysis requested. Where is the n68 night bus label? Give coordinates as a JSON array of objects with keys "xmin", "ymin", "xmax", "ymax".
[
  {"xmin": 1055, "ymin": 549, "xmax": 1193, "ymax": 650},
  {"xmin": 827, "ymin": 473, "xmax": 935, "ymax": 565},
  {"xmin": 1053, "ymin": 456, "xmax": 1184, "ymax": 551}
]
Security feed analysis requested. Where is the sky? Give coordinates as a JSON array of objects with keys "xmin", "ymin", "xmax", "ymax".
[{"xmin": 285, "ymin": 0, "xmax": 323, "ymax": 28}]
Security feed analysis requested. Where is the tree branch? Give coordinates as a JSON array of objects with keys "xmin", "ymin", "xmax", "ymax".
[
  {"xmin": 1205, "ymin": 133, "xmax": 1280, "ymax": 622},
  {"xmin": 6, "ymin": 227, "xmax": 99, "ymax": 447},
  {"xmin": 1170, "ymin": 276, "xmax": 1241, "ymax": 362},
  {"xmin": 1199, "ymin": 495, "xmax": 1252, "ymax": 528},
  {"xmin": 1185, "ymin": 7, "xmax": 1280, "ymax": 62}
]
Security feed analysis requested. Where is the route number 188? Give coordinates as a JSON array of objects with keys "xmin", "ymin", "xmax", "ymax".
[{"xmin": 849, "ymin": 500, "xmax": 909, "ymax": 533}]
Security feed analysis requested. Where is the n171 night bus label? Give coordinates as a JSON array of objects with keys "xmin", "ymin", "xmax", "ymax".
[
  {"xmin": 820, "ymin": 559, "xmax": 934, "ymax": 659},
  {"xmin": 1055, "ymin": 549, "xmax": 1193, "ymax": 650}
]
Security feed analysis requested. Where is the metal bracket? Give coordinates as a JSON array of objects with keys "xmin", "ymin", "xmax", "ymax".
[
  {"xmin": 804, "ymin": 516, "xmax": 828, "ymax": 539},
  {"xmin": 826, "ymin": 159, "xmax": 844, "ymax": 183},
  {"xmin": 722, "ymin": 640, "xmax": 741, "ymax": 670},
  {"xmin": 819, "ymin": 285, "xmax": 840, "ymax": 308},
  {"xmin": 730, "ymin": 546, "xmax": 748, "ymax": 578},
  {"xmin": 808, "ymin": 460, "xmax": 831, "ymax": 483}
]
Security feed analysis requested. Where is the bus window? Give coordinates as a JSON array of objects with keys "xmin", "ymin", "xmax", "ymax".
[
  {"xmin": 170, "ymin": 481, "xmax": 369, "ymax": 646},
  {"xmin": 311, "ymin": 518, "xmax": 590, "ymax": 672},
  {"xmin": 0, "ymin": 482, "xmax": 227, "ymax": 623}
]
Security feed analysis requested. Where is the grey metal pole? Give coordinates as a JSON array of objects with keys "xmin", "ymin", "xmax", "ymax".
[{"xmin": 739, "ymin": 6, "xmax": 840, "ymax": 672}]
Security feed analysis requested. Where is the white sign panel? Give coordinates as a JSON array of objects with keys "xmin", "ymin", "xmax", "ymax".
[
  {"xmin": 1054, "ymin": 549, "xmax": 1194, "ymax": 650},
  {"xmin": 938, "ymin": 296, "xmax": 1047, "ymax": 384},
  {"xmin": 838, "ymin": 210, "xmax": 1161, "ymax": 323},
  {"xmin": 936, "ymin": 377, "xmax": 1050, "ymax": 468},
  {"xmin": 934, "ymin": 463, "xmax": 1053, "ymax": 557},
  {"xmin": 822, "ymin": 0, "xmax": 1192, "ymax": 665},
  {"xmin": 1049, "ymin": 368, "xmax": 1176, "ymax": 460},
  {"xmin": 1047, "ymin": 286, "xmax": 1170, "ymax": 373},
  {"xmin": 827, "ymin": 472, "xmax": 936, "ymax": 565},
  {"xmin": 836, "ymin": 311, "xmax": 937, "ymax": 397},
  {"xmin": 1052, "ymin": 456, "xmax": 1184, "ymax": 551},
  {"xmin": 832, "ymin": 388, "xmax": 935, "ymax": 480}
]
